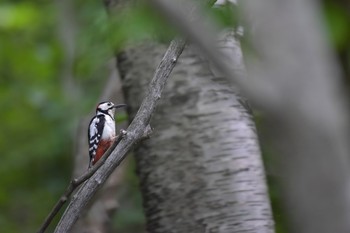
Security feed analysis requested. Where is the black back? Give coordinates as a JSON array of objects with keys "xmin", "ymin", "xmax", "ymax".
[{"xmin": 88, "ymin": 114, "xmax": 106, "ymax": 162}]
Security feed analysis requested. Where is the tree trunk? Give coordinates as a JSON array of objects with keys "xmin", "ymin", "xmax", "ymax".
[{"xmin": 118, "ymin": 32, "xmax": 274, "ymax": 232}]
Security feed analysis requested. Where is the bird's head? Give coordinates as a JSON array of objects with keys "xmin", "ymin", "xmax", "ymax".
[{"xmin": 96, "ymin": 101, "xmax": 126, "ymax": 117}]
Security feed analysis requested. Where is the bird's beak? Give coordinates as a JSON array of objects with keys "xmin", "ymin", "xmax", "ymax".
[{"xmin": 113, "ymin": 104, "xmax": 127, "ymax": 109}]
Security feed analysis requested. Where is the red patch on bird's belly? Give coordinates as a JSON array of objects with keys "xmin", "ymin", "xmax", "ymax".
[{"xmin": 93, "ymin": 139, "xmax": 113, "ymax": 165}]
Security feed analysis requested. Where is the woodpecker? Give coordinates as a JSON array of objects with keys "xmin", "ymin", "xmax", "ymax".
[{"xmin": 88, "ymin": 101, "xmax": 126, "ymax": 168}]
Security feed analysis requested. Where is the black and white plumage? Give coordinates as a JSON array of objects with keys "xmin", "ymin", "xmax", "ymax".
[{"xmin": 88, "ymin": 101, "xmax": 126, "ymax": 167}]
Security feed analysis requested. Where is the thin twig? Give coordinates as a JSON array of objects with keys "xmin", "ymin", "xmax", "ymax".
[{"xmin": 37, "ymin": 130, "xmax": 126, "ymax": 233}]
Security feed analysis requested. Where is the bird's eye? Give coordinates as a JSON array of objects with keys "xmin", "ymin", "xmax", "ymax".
[{"xmin": 108, "ymin": 103, "xmax": 112, "ymax": 106}]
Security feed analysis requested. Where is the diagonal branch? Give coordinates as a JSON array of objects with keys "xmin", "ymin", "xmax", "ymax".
[
  {"xmin": 53, "ymin": 37, "xmax": 186, "ymax": 233},
  {"xmin": 37, "ymin": 131, "xmax": 126, "ymax": 233}
]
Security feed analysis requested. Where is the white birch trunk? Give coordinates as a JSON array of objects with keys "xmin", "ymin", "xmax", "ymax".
[{"xmin": 117, "ymin": 32, "xmax": 274, "ymax": 232}]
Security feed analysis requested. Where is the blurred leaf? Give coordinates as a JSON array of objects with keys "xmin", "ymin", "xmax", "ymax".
[
  {"xmin": 323, "ymin": 2, "xmax": 350, "ymax": 49},
  {"xmin": 0, "ymin": 3, "xmax": 41, "ymax": 30}
]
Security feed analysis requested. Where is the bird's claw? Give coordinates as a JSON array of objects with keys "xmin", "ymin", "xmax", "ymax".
[{"xmin": 119, "ymin": 129, "xmax": 127, "ymax": 136}]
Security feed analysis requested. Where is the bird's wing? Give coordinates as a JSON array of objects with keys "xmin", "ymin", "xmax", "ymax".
[{"xmin": 88, "ymin": 115, "xmax": 106, "ymax": 163}]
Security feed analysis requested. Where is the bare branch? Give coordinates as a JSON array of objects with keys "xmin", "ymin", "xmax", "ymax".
[
  {"xmin": 53, "ymin": 37, "xmax": 186, "ymax": 233},
  {"xmin": 74, "ymin": 130, "xmax": 127, "ymax": 185},
  {"xmin": 37, "ymin": 131, "xmax": 126, "ymax": 233}
]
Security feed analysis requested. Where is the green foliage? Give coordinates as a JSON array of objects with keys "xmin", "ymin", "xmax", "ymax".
[
  {"xmin": 0, "ymin": 1, "xmax": 71, "ymax": 232},
  {"xmin": 113, "ymin": 157, "xmax": 146, "ymax": 232},
  {"xmin": 207, "ymin": 2, "xmax": 240, "ymax": 28},
  {"xmin": 322, "ymin": 1, "xmax": 350, "ymax": 86},
  {"xmin": 323, "ymin": 1, "xmax": 350, "ymax": 50},
  {"xmin": 0, "ymin": 3, "xmax": 41, "ymax": 30},
  {"xmin": 0, "ymin": 0, "xmax": 160, "ymax": 232},
  {"xmin": 104, "ymin": 3, "xmax": 176, "ymax": 51}
]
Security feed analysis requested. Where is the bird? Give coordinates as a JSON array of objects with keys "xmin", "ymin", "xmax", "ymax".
[{"xmin": 88, "ymin": 101, "xmax": 126, "ymax": 168}]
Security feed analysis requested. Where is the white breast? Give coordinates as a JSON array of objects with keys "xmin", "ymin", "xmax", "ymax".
[{"xmin": 101, "ymin": 114, "xmax": 116, "ymax": 140}]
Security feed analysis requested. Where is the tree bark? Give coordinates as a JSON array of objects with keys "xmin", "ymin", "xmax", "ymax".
[{"xmin": 118, "ymin": 32, "xmax": 274, "ymax": 233}]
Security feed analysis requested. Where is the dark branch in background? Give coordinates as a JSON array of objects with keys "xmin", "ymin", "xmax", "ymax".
[
  {"xmin": 239, "ymin": 1, "xmax": 350, "ymax": 233},
  {"xmin": 53, "ymin": 37, "xmax": 186, "ymax": 233},
  {"xmin": 147, "ymin": 0, "xmax": 350, "ymax": 233},
  {"xmin": 37, "ymin": 131, "xmax": 126, "ymax": 233},
  {"xmin": 148, "ymin": 0, "xmax": 280, "ymax": 111}
]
